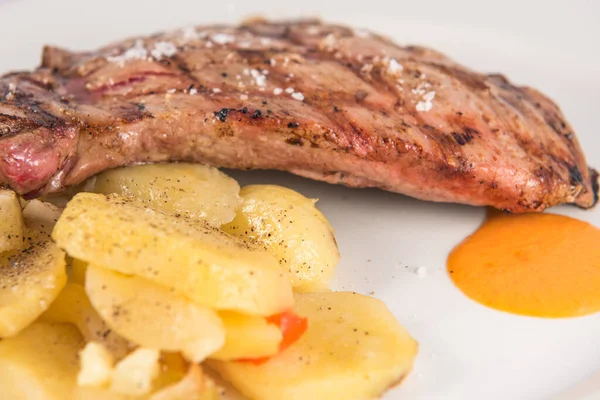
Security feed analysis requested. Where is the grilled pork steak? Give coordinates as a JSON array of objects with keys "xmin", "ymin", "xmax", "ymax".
[{"xmin": 0, "ymin": 19, "xmax": 596, "ymax": 212}]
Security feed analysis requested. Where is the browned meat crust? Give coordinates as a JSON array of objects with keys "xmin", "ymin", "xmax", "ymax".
[{"xmin": 0, "ymin": 18, "xmax": 596, "ymax": 212}]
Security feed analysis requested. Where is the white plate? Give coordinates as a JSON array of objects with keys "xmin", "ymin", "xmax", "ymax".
[{"xmin": 1, "ymin": 1, "xmax": 599, "ymax": 399}]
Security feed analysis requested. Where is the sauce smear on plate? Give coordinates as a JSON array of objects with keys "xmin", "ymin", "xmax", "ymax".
[{"xmin": 448, "ymin": 210, "xmax": 600, "ymax": 317}]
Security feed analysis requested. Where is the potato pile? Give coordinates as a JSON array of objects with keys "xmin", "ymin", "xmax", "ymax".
[{"xmin": 0, "ymin": 163, "xmax": 418, "ymax": 400}]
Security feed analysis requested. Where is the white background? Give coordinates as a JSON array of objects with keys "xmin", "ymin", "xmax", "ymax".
[{"xmin": 0, "ymin": 1, "xmax": 599, "ymax": 399}]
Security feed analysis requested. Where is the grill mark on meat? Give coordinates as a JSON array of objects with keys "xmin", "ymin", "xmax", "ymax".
[
  {"xmin": 0, "ymin": 19, "xmax": 595, "ymax": 212},
  {"xmin": 451, "ymin": 130, "xmax": 474, "ymax": 146},
  {"xmin": 0, "ymin": 114, "xmax": 43, "ymax": 138},
  {"xmin": 19, "ymin": 101, "xmax": 65, "ymax": 130},
  {"xmin": 170, "ymin": 53, "xmax": 201, "ymax": 85},
  {"xmin": 214, "ymin": 108, "xmax": 237, "ymax": 122},
  {"xmin": 285, "ymin": 136, "xmax": 304, "ymax": 146},
  {"xmin": 0, "ymin": 114, "xmax": 28, "ymax": 137},
  {"xmin": 112, "ymin": 103, "xmax": 154, "ymax": 124},
  {"xmin": 421, "ymin": 124, "xmax": 461, "ymax": 172},
  {"xmin": 568, "ymin": 165, "xmax": 584, "ymax": 186},
  {"xmin": 590, "ymin": 168, "xmax": 599, "ymax": 205}
]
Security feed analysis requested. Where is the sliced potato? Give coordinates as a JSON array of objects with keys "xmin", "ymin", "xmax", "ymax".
[
  {"xmin": 41, "ymin": 283, "xmax": 131, "ymax": 359},
  {"xmin": 150, "ymin": 364, "xmax": 220, "ymax": 400},
  {"xmin": 210, "ymin": 311, "xmax": 282, "ymax": 361},
  {"xmin": 22, "ymin": 199, "xmax": 62, "ymax": 234},
  {"xmin": 70, "ymin": 258, "xmax": 88, "ymax": 285},
  {"xmin": 0, "ymin": 321, "xmax": 189, "ymax": 400},
  {"xmin": 222, "ymin": 185, "xmax": 339, "ymax": 292},
  {"xmin": 94, "ymin": 163, "xmax": 240, "ymax": 227},
  {"xmin": 0, "ymin": 229, "xmax": 66, "ymax": 338},
  {"xmin": 79, "ymin": 357, "xmax": 217, "ymax": 400},
  {"xmin": 73, "ymin": 388, "xmax": 136, "ymax": 400},
  {"xmin": 74, "ymin": 352, "xmax": 193, "ymax": 400},
  {"xmin": 53, "ymin": 193, "xmax": 293, "ymax": 316},
  {"xmin": 0, "ymin": 321, "xmax": 84, "ymax": 400},
  {"xmin": 77, "ymin": 342, "xmax": 115, "ymax": 387},
  {"xmin": 73, "ymin": 388, "xmax": 137, "ymax": 400},
  {"xmin": 86, "ymin": 265, "xmax": 225, "ymax": 362},
  {"xmin": 209, "ymin": 292, "xmax": 418, "ymax": 400},
  {"xmin": 153, "ymin": 352, "xmax": 189, "ymax": 392},
  {"xmin": 0, "ymin": 189, "xmax": 25, "ymax": 253},
  {"xmin": 110, "ymin": 348, "xmax": 161, "ymax": 396}
]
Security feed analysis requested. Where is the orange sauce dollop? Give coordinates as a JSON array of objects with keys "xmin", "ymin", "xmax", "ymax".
[{"xmin": 448, "ymin": 210, "xmax": 600, "ymax": 318}]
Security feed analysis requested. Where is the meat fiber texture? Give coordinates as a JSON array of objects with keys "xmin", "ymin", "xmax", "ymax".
[{"xmin": 0, "ymin": 18, "xmax": 596, "ymax": 212}]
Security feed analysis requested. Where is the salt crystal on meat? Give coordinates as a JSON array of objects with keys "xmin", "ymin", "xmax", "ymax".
[
  {"xmin": 211, "ymin": 33, "xmax": 235, "ymax": 45},
  {"xmin": 181, "ymin": 26, "xmax": 198, "ymax": 41},
  {"xmin": 107, "ymin": 40, "xmax": 148, "ymax": 66},
  {"xmin": 255, "ymin": 75, "xmax": 267, "ymax": 87},
  {"xmin": 150, "ymin": 41, "xmax": 177, "ymax": 59},
  {"xmin": 416, "ymin": 91, "xmax": 436, "ymax": 112},
  {"xmin": 319, "ymin": 33, "xmax": 337, "ymax": 51},
  {"xmin": 387, "ymin": 58, "xmax": 403, "ymax": 75},
  {"xmin": 291, "ymin": 92, "xmax": 305, "ymax": 101}
]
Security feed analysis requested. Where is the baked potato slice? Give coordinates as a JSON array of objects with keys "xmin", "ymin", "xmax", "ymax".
[
  {"xmin": 149, "ymin": 364, "xmax": 220, "ymax": 400},
  {"xmin": 209, "ymin": 292, "xmax": 418, "ymax": 400},
  {"xmin": 22, "ymin": 199, "xmax": 62, "ymax": 235},
  {"xmin": 0, "ymin": 321, "xmax": 215, "ymax": 400},
  {"xmin": 52, "ymin": 193, "xmax": 293, "ymax": 316},
  {"xmin": 110, "ymin": 348, "xmax": 161, "ymax": 396},
  {"xmin": 0, "ymin": 322, "xmax": 84, "ymax": 400},
  {"xmin": 77, "ymin": 342, "xmax": 115, "ymax": 388},
  {"xmin": 0, "ymin": 189, "xmax": 25, "ymax": 253},
  {"xmin": 0, "ymin": 229, "xmax": 66, "ymax": 338},
  {"xmin": 94, "ymin": 163, "xmax": 240, "ymax": 228},
  {"xmin": 70, "ymin": 258, "xmax": 88, "ymax": 285},
  {"xmin": 222, "ymin": 185, "xmax": 339, "ymax": 292},
  {"xmin": 41, "ymin": 283, "xmax": 131, "ymax": 359},
  {"xmin": 86, "ymin": 265, "xmax": 225, "ymax": 362}
]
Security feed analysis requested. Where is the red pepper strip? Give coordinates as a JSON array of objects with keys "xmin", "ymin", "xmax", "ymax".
[{"xmin": 237, "ymin": 310, "xmax": 308, "ymax": 365}]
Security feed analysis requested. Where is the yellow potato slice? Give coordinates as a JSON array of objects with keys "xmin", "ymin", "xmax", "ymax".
[
  {"xmin": 94, "ymin": 163, "xmax": 240, "ymax": 227},
  {"xmin": 209, "ymin": 292, "xmax": 418, "ymax": 400},
  {"xmin": 152, "ymin": 352, "xmax": 188, "ymax": 393},
  {"xmin": 110, "ymin": 348, "xmax": 161, "ymax": 396},
  {"xmin": 0, "ymin": 229, "xmax": 66, "ymax": 338},
  {"xmin": 41, "ymin": 283, "xmax": 131, "ymax": 359},
  {"xmin": 77, "ymin": 342, "xmax": 115, "ymax": 387},
  {"xmin": 86, "ymin": 265, "xmax": 225, "ymax": 362},
  {"xmin": 53, "ymin": 193, "xmax": 293, "ymax": 316},
  {"xmin": 73, "ymin": 388, "xmax": 135, "ymax": 400},
  {"xmin": 222, "ymin": 185, "xmax": 339, "ymax": 292},
  {"xmin": 73, "ymin": 353, "xmax": 192, "ymax": 400},
  {"xmin": 0, "ymin": 320, "xmax": 209, "ymax": 400},
  {"xmin": 0, "ymin": 321, "xmax": 84, "ymax": 400},
  {"xmin": 210, "ymin": 311, "xmax": 282, "ymax": 361},
  {"xmin": 0, "ymin": 189, "xmax": 25, "ymax": 253},
  {"xmin": 70, "ymin": 258, "xmax": 88, "ymax": 285},
  {"xmin": 150, "ymin": 364, "xmax": 220, "ymax": 400},
  {"xmin": 22, "ymin": 199, "xmax": 62, "ymax": 235}
]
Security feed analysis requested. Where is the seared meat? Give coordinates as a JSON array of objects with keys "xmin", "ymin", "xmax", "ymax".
[{"xmin": 0, "ymin": 18, "xmax": 596, "ymax": 212}]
